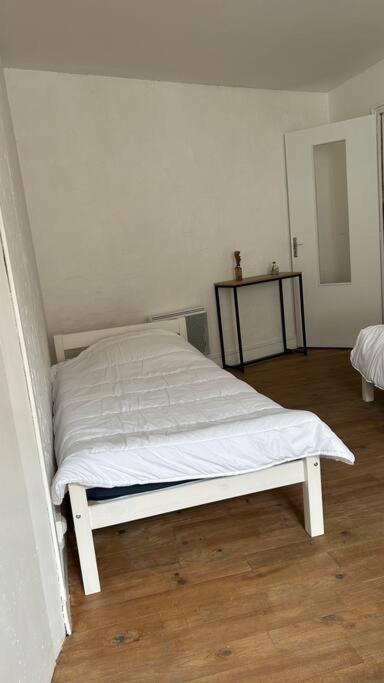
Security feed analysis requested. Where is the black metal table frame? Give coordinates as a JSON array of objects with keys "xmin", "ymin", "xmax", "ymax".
[{"xmin": 215, "ymin": 273, "xmax": 307, "ymax": 372}]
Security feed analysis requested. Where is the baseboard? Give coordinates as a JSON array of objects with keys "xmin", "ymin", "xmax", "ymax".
[{"xmin": 209, "ymin": 335, "xmax": 297, "ymax": 366}]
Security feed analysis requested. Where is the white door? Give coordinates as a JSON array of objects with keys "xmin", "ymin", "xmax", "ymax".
[{"xmin": 285, "ymin": 114, "xmax": 382, "ymax": 347}]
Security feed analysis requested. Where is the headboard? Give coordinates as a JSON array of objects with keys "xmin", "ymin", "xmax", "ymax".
[{"xmin": 53, "ymin": 318, "xmax": 187, "ymax": 363}]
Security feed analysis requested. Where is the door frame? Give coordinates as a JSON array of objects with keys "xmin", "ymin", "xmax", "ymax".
[
  {"xmin": 371, "ymin": 105, "xmax": 384, "ymax": 321},
  {"xmin": 285, "ymin": 114, "xmax": 383, "ymax": 347},
  {"xmin": 0, "ymin": 219, "xmax": 71, "ymax": 636}
]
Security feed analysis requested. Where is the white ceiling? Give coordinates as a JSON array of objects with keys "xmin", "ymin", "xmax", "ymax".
[{"xmin": 1, "ymin": 0, "xmax": 384, "ymax": 92}]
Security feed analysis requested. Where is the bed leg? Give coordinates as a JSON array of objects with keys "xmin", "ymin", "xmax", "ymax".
[
  {"xmin": 68, "ymin": 484, "xmax": 101, "ymax": 595},
  {"xmin": 362, "ymin": 377, "xmax": 374, "ymax": 402},
  {"xmin": 302, "ymin": 456, "xmax": 324, "ymax": 538}
]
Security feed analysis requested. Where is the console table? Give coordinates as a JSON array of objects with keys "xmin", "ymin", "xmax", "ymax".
[{"xmin": 214, "ymin": 272, "xmax": 307, "ymax": 371}]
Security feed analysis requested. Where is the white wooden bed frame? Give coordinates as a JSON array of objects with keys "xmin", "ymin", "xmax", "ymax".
[
  {"xmin": 54, "ymin": 318, "xmax": 324, "ymax": 595},
  {"xmin": 361, "ymin": 377, "xmax": 375, "ymax": 402}
]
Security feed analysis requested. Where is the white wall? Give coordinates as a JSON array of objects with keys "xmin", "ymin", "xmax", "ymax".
[
  {"xmin": 5, "ymin": 69, "xmax": 329, "ymax": 361},
  {"xmin": 0, "ymin": 339, "xmax": 56, "ymax": 683},
  {"xmin": 0, "ymin": 287, "xmax": 64, "ymax": 682},
  {"xmin": 329, "ymin": 56, "xmax": 384, "ymax": 121},
  {"xmin": 0, "ymin": 67, "xmax": 56, "ymax": 482},
  {"xmin": 0, "ymin": 61, "xmax": 65, "ymax": 680}
]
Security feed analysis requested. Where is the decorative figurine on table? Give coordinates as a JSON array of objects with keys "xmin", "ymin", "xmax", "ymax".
[
  {"xmin": 234, "ymin": 250, "xmax": 243, "ymax": 281},
  {"xmin": 271, "ymin": 261, "xmax": 279, "ymax": 275}
]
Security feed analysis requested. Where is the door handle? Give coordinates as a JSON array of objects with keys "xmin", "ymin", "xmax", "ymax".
[{"xmin": 292, "ymin": 236, "xmax": 303, "ymax": 258}]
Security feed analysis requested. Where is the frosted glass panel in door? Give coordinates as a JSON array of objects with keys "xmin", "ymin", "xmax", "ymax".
[{"xmin": 313, "ymin": 140, "xmax": 351, "ymax": 284}]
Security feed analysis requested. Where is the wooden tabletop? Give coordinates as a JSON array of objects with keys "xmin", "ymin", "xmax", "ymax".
[{"xmin": 214, "ymin": 271, "xmax": 301, "ymax": 287}]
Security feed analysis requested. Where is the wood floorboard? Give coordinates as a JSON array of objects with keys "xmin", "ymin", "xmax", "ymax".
[{"xmin": 53, "ymin": 349, "xmax": 384, "ymax": 682}]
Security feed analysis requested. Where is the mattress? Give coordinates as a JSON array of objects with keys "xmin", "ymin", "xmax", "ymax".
[
  {"xmin": 351, "ymin": 324, "xmax": 384, "ymax": 389},
  {"xmin": 51, "ymin": 328, "xmax": 354, "ymax": 505},
  {"xmin": 87, "ymin": 480, "xmax": 193, "ymax": 501}
]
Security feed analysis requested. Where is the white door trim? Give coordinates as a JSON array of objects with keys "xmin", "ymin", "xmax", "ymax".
[
  {"xmin": 373, "ymin": 110, "xmax": 384, "ymax": 320},
  {"xmin": 0, "ymin": 219, "xmax": 71, "ymax": 635}
]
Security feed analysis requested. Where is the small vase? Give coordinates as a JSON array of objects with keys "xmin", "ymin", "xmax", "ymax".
[
  {"xmin": 271, "ymin": 261, "xmax": 279, "ymax": 275},
  {"xmin": 234, "ymin": 266, "xmax": 243, "ymax": 281}
]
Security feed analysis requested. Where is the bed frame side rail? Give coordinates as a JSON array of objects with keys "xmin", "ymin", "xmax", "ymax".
[{"xmin": 69, "ymin": 456, "xmax": 324, "ymax": 595}]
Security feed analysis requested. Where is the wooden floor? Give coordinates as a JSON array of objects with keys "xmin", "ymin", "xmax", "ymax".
[{"xmin": 54, "ymin": 350, "xmax": 384, "ymax": 682}]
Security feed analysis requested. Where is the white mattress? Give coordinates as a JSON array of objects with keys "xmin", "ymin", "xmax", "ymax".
[
  {"xmin": 51, "ymin": 329, "xmax": 354, "ymax": 504},
  {"xmin": 351, "ymin": 324, "xmax": 384, "ymax": 389}
]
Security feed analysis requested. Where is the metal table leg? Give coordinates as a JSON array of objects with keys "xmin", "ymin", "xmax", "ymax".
[
  {"xmin": 233, "ymin": 287, "xmax": 244, "ymax": 372},
  {"xmin": 298, "ymin": 274, "xmax": 307, "ymax": 354},
  {"xmin": 215, "ymin": 286, "xmax": 226, "ymax": 368},
  {"xmin": 278, "ymin": 279, "xmax": 287, "ymax": 352}
]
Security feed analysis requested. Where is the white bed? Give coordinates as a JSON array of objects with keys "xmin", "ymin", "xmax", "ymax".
[
  {"xmin": 52, "ymin": 318, "xmax": 354, "ymax": 594},
  {"xmin": 351, "ymin": 324, "xmax": 384, "ymax": 402}
]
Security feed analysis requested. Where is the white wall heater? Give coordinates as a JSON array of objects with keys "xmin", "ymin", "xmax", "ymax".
[{"xmin": 149, "ymin": 307, "xmax": 210, "ymax": 355}]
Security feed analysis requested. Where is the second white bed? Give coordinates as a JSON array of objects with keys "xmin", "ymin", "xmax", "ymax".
[{"xmin": 351, "ymin": 324, "xmax": 384, "ymax": 401}]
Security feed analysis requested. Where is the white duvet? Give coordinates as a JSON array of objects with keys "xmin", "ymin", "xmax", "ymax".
[
  {"xmin": 351, "ymin": 324, "xmax": 384, "ymax": 388},
  {"xmin": 51, "ymin": 329, "xmax": 354, "ymax": 504}
]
